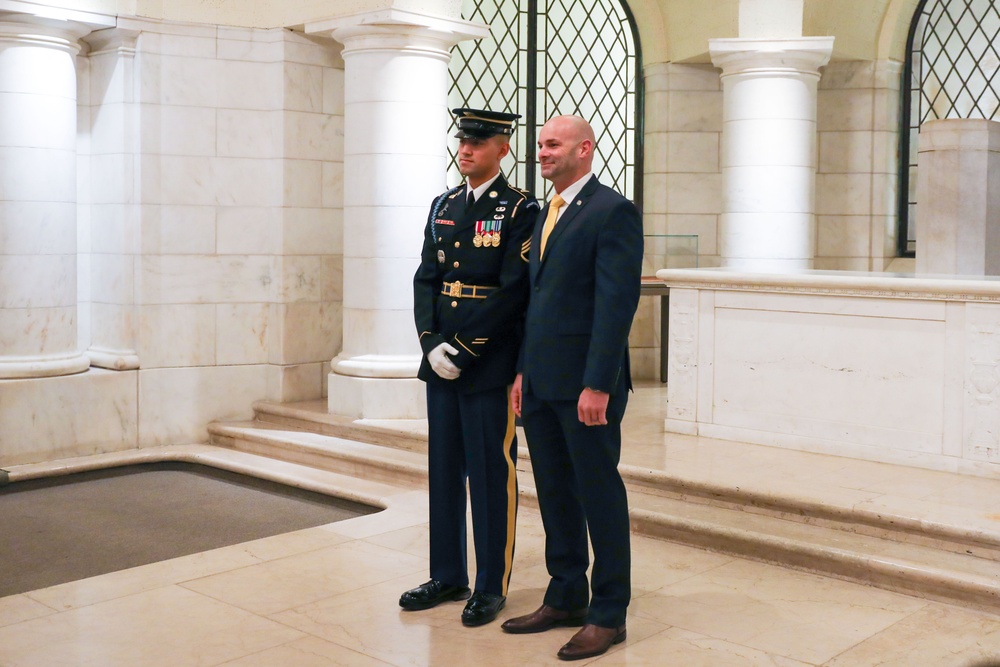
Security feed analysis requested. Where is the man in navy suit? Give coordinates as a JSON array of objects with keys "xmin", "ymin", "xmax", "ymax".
[
  {"xmin": 402, "ymin": 108, "xmax": 539, "ymax": 627},
  {"xmin": 502, "ymin": 115, "xmax": 643, "ymax": 661}
]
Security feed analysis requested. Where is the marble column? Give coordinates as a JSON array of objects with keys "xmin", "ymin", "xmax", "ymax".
[
  {"xmin": 306, "ymin": 10, "xmax": 488, "ymax": 418},
  {"xmin": 710, "ymin": 37, "xmax": 833, "ymax": 271},
  {"xmin": 916, "ymin": 119, "xmax": 1000, "ymax": 276},
  {"xmin": 0, "ymin": 15, "xmax": 93, "ymax": 377}
]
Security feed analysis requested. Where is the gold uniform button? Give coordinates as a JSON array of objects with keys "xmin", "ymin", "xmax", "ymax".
[
  {"xmin": 454, "ymin": 241, "xmax": 461, "ymax": 248},
  {"xmin": 453, "ymin": 261, "xmax": 460, "ymax": 268},
  {"xmin": 451, "ymin": 301, "xmax": 458, "ymax": 308}
]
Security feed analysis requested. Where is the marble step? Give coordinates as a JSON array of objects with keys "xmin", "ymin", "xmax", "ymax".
[
  {"xmin": 207, "ymin": 420, "xmax": 428, "ymax": 489},
  {"xmin": 213, "ymin": 405, "xmax": 1000, "ymax": 612}
]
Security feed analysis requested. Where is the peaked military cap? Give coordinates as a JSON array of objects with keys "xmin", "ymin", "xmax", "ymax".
[{"xmin": 452, "ymin": 108, "xmax": 521, "ymax": 139}]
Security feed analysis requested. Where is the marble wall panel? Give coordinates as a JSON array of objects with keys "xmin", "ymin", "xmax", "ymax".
[
  {"xmin": 138, "ymin": 255, "xmax": 275, "ymax": 304},
  {"xmin": 665, "ymin": 173, "xmax": 723, "ymax": 215},
  {"xmin": 281, "ymin": 207, "xmax": 340, "ymax": 256},
  {"xmin": 277, "ymin": 255, "xmax": 322, "ymax": 303},
  {"xmin": 137, "ymin": 365, "xmax": 267, "ymax": 447},
  {"xmin": 668, "ymin": 91, "xmax": 724, "ymax": 132},
  {"xmin": 282, "ymin": 159, "xmax": 324, "ymax": 208},
  {"xmin": 139, "ymin": 30, "xmax": 217, "ymax": 59},
  {"xmin": 283, "ymin": 110, "xmax": 342, "ymax": 160},
  {"xmin": 321, "ymin": 160, "xmax": 344, "ymax": 209},
  {"xmin": 88, "ymin": 153, "xmax": 132, "ymax": 205},
  {"xmin": 669, "ymin": 132, "xmax": 720, "ymax": 173},
  {"xmin": 213, "ymin": 157, "xmax": 280, "ymax": 207},
  {"xmin": 283, "ymin": 62, "xmax": 324, "ymax": 113},
  {"xmin": 817, "ymin": 89, "xmax": 874, "ymax": 132},
  {"xmin": 137, "ymin": 53, "xmax": 220, "ymax": 107},
  {"xmin": 89, "ymin": 253, "xmax": 134, "ymax": 304},
  {"xmin": 267, "ymin": 362, "xmax": 325, "ymax": 402},
  {"xmin": 0, "ymin": 369, "xmax": 138, "ymax": 467},
  {"xmin": 216, "ymin": 206, "xmax": 277, "ymax": 255},
  {"xmin": 217, "ymin": 109, "xmax": 278, "ymax": 158},
  {"xmin": 819, "ymin": 131, "xmax": 874, "ymax": 174},
  {"xmin": 816, "ymin": 174, "xmax": 873, "ymax": 216},
  {"xmin": 139, "ymin": 154, "xmax": 215, "ymax": 206},
  {"xmin": 270, "ymin": 301, "xmax": 341, "ymax": 365},
  {"xmin": 139, "ymin": 204, "xmax": 216, "ymax": 255},
  {"xmin": 88, "ymin": 101, "xmax": 126, "ymax": 155},
  {"xmin": 216, "ymin": 303, "xmax": 269, "ymax": 366},
  {"xmin": 323, "ymin": 68, "xmax": 345, "ymax": 116},
  {"xmin": 139, "ymin": 303, "xmax": 216, "ymax": 368},
  {"xmin": 217, "ymin": 59, "xmax": 280, "ymax": 110},
  {"xmin": 817, "ymin": 215, "xmax": 873, "ymax": 259},
  {"xmin": 90, "ymin": 302, "xmax": 136, "ymax": 354},
  {"xmin": 321, "ymin": 255, "xmax": 343, "ymax": 302},
  {"xmin": 217, "ymin": 26, "xmax": 284, "ymax": 63},
  {"xmin": 139, "ymin": 104, "xmax": 217, "ymax": 157}
]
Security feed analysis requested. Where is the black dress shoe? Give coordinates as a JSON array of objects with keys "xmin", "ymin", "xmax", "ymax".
[
  {"xmin": 399, "ymin": 580, "xmax": 471, "ymax": 611},
  {"xmin": 501, "ymin": 604, "xmax": 589, "ymax": 634},
  {"xmin": 461, "ymin": 591, "xmax": 506, "ymax": 627}
]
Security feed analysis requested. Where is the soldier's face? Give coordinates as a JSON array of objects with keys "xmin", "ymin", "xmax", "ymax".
[{"xmin": 457, "ymin": 136, "xmax": 509, "ymax": 184}]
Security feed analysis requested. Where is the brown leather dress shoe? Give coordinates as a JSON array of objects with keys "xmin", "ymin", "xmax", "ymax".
[
  {"xmin": 500, "ymin": 604, "xmax": 588, "ymax": 634},
  {"xmin": 556, "ymin": 623, "xmax": 627, "ymax": 661}
]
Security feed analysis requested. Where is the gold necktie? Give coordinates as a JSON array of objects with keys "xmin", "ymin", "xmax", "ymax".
[{"xmin": 539, "ymin": 194, "xmax": 565, "ymax": 258}]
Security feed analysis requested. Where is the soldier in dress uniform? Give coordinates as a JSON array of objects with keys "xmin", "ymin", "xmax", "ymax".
[{"xmin": 401, "ymin": 108, "xmax": 539, "ymax": 627}]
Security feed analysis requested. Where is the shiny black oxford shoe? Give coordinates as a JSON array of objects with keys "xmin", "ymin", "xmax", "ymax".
[
  {"xmin": 399, "ymin": 580, "xmax": 471, "ymax": 611},
  {"xmin": 461, "ymin": 591, "xmax": 506, "ymax": 627}
]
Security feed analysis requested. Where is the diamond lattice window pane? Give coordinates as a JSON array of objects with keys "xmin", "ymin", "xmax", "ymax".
[{"xmin": 447, "ymin": 0, "xmax": 639, "ymax": 202}]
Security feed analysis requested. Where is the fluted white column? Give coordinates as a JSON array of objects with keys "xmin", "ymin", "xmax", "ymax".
[
  {"xmin": 307, "ymin": 10, "xmax": 488, "ymax": 418},
  {"xmin": 710, "ymin": 37, "xmax": 833, "ymax": 271},
  {"xmin": 0, "ymin": 16, "xmax": 93, "ymax": 377}
]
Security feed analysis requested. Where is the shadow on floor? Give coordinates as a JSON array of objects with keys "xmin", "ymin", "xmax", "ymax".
[{"xmin": 0, "ymin": 462, "xmax": 379, "ymax": 597}]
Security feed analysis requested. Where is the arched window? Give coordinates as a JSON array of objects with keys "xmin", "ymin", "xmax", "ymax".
[
  {"xmin": 447, "ymin": 0, "xmax": 642, "ymax": 206},
  {"xmin": 899, "ymin": 0, "xmax": 1000, "ymax": 256}
]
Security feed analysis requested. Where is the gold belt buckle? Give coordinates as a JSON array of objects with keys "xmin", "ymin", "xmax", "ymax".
[{"xmin": 448, "ymin": 281, "xmax": 463, "ymax": 297}]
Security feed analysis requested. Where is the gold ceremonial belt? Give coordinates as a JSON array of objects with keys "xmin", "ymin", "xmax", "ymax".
[{"xmin": 441, "ymin": 281, "xmax": 498, "ymax": 299}]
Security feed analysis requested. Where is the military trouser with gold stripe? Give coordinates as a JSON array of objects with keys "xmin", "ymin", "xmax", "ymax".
[{"xmin": 425, "ymin": 383, "xmax": 518, "ymax": 596}]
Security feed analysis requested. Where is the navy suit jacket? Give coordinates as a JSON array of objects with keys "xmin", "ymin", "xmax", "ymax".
[{"xmin": 519, "ymin": 175, "xmax": 643, "ymax": 401}]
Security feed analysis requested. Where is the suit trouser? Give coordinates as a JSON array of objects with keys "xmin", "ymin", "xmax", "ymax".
[
  {"xmin": 426, "ymin": 383, "xmax": 518, "ymax": 595},
  {"xmin": 521, "ymin": 390, "xmax": 631, "ymax": 628}
]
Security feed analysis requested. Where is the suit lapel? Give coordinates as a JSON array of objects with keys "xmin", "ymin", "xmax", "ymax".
[{"xmin": 536, "ymin": 175, "xmax": 600, "ymax": 270}]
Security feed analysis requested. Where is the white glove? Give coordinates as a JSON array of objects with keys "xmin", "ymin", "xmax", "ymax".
[{"xmin": 428, "ymin": 342, "xmax": 461, "ymax": 380}]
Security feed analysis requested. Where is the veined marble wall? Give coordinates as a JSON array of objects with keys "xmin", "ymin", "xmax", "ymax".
[{"xmin": 1, "ymin": 16, "xmax": 345, "ymax": 467}]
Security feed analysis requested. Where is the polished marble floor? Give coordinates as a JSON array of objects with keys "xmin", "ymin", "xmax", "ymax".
[{"xmin": 3, "ymin": 382, "xmax": 1000, "ymax": 666}]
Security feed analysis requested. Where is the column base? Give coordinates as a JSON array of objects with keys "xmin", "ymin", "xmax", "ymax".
[
  {"xmin": 88, "ymin": 346, "xmax": 140, "ymax": 371},
  {"xmin": 327, "ymin": 372, "xmax": 426, "ymax": 419},
  {"xmin": 0, "ymin": 352, "xmax": 90, "ymax": 379}
]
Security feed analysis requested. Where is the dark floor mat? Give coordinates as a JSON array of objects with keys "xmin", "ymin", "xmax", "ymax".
[{"xmin": 0, "ymin": 462, "xmax": 379, "ymax": 597}]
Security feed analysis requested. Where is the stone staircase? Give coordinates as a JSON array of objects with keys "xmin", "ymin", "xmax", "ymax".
[{"xmin": 208, "ymin": 400, "xmax": 1000, "ymax": 613}]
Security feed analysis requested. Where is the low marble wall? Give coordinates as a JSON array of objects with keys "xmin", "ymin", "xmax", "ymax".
[{"xmin": 658, "ymin": 268, "xmax": 1000, "ymax": 477}]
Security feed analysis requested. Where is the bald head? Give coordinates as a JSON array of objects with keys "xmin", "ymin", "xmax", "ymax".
[{"xmin": 537, "ymin": 115, "xmax": 596, "ymax": 192}]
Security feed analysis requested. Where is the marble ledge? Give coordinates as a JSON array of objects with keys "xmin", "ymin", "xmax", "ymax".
[
  {"xmin": 0, "ymin": 444, "xmax": 412, "ymax": 513},
  {"xmin": 655, "ymin": 267, "xmax": 1000, "ymax": 302}
]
